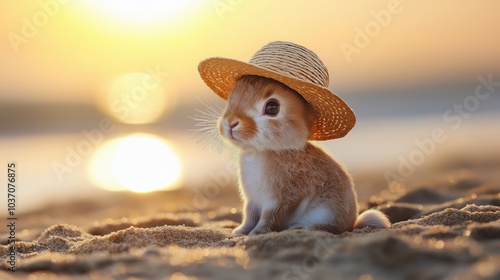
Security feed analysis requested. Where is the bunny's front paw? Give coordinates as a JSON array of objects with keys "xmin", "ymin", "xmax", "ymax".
[
  {"xmin": 232, "ymin": 225, "xmax": 252, "ymax": 235},
  {"xmin": 248, "ymin": 225, "xmax": 271, "ymax": 236}
]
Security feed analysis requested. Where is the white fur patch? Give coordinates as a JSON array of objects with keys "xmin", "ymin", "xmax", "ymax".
[
  {"xmin": 239, "ymin": 151, "xmax": 274, "ymax": 209},
  {"xmin": 287, "ymin": 201, "xmax": 332, "ymax": 228}
]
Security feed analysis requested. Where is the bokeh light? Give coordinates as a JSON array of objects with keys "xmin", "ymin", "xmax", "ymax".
[
  {"xmin": 98, "ymin": 72, "xmax": 176, "ymax": 124},
  {"xmin": 89, "ymin": 134, "xmax": 182, "ymax": 193}
]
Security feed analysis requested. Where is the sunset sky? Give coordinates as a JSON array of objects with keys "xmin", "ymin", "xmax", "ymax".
[{"xmin": 1, "ymin": 0, "xmax": 499, "ymax": 105}]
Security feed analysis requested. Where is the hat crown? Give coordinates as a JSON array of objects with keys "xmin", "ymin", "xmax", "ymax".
[{"xmin": 249, "ymin": 41, "xmax": 330, "ymax": 88}]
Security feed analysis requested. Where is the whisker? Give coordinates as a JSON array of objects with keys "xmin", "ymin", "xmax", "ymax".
[{"xmin": 188, "ymin": 97, "xmax": 228, "ymax": 154}]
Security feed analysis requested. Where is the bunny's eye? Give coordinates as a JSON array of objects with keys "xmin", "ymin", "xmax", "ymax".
[{"xmin": 264, "ymin": 99, "xmax": 280, "ymax": 116}]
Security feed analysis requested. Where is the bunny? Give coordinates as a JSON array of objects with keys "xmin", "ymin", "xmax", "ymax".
[
  {"xmin": 218, "ymin": 75, "xmax": 390, "ymax": 235},
  {"xmin": 198, "ymin": 41, "xmax": 390, "ymax": 235}
]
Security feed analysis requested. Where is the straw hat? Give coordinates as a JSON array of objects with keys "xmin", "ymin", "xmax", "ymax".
[{"xmin": 198, "ymin": 41, "xmax": 356, "ymax": 141}]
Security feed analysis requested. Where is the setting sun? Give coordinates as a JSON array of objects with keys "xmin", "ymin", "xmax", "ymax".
[{"xmin": 90, "ymin": 134, "xmax": 182, "ymax": 193}]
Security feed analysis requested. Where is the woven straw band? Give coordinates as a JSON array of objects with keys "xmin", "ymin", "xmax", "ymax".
[
  {"xmin": 198, "ymin": 41, "xmax": 356, "ymax": 141},
  {"xmin": 249, "ymin": 42, "xmax": 329, "ymax": 88}
]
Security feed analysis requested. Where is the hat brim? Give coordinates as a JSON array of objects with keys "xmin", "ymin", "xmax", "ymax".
[{"xmin": 198, "ymin": 57, "xmax": 356, "ymax": 141}]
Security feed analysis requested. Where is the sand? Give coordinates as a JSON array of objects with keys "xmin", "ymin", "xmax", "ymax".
[{"xmin": 1, "ymin": 157, "xmax": 500, "ymax": 280}]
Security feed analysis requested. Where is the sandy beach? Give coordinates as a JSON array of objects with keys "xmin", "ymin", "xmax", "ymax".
[
  {"xmin": 1, "ymin": 153, "xmax": 499, "ymax": 280},
  {"xmin": 2, "ymin": 1, "xmax": 500, "ymax": 279}
]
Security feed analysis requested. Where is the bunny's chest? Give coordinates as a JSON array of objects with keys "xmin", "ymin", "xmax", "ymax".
[{"xmin": 239, "ymin": 152, "xmax": 273, "ymax": 202}]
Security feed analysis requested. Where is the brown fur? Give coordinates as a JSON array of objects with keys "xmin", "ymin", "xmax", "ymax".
[
  {"xmin": 218, "ymin": 75, "xmax": 390, "ymax": 235},
  {"xmin": 262, "ymin": 143, "xmax": 358, "ymax": 233}
]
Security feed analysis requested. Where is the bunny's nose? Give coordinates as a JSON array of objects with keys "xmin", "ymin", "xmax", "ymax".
[
  {"xmin": 229, "ymin": 121, "xmax": 239, "ymax": 129},
  {"xmin": 229, "ymin": 121, "xmax": 239, "ymax": 137}
]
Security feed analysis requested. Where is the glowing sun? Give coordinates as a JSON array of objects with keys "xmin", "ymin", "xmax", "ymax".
[{"xmin": 90, "ymin": 134, "xmax": 182, "ymax": 193}]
